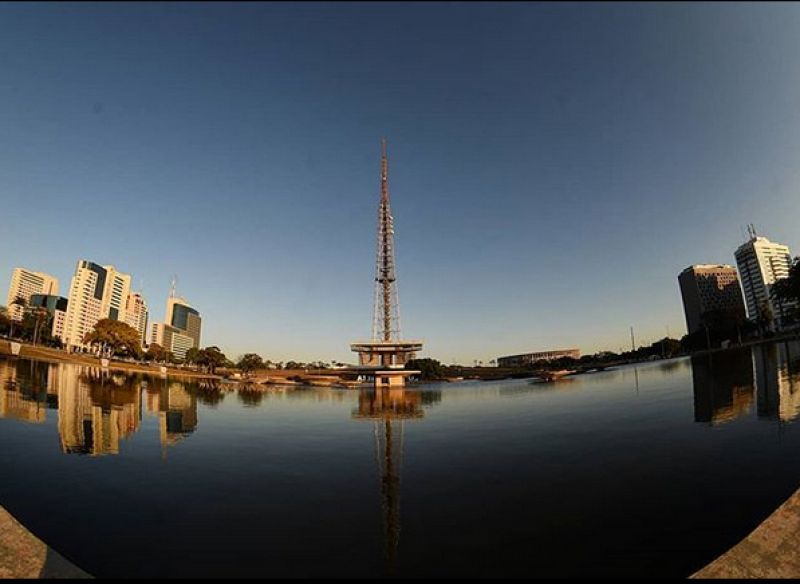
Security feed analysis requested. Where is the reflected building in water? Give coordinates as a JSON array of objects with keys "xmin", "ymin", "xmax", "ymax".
[
  {"xmin": 0, "ymin": 358, "xmax": 200, "ymax": 455},
  {"xmin": 691, "ymin": 348, "xmax": 754, "ymax": 425},
  {"xmin": 0, "ymin": 359, "xmax": 56, "ymax": 423},
  {"xmin": 59, "ymin": 370, "xmax": 142, "ymax": 455},
  {"xmin": 752, "ymin": 342, "xmax": 800, "ymax": 422},
  {"xmin": 144, "ymin": 379, "xmax": 198, "ymax": 449},
  {"xmin": 691, "ymin": 342, "xmax": 800, "ymax": 425}
]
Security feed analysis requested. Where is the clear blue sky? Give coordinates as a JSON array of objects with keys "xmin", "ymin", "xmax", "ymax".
[{"xmin": 2, "ymin": 2, "xmax": 800, "ymax": 364}]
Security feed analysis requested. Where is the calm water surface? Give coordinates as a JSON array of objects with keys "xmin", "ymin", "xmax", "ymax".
[{"xmin": 3, "ymin": 342, "xmax": 800, "ymax": 577}]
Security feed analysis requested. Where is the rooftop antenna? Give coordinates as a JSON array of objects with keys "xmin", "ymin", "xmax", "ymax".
[{"xmin": 170, "ymin": 275, "xmax": 178, "ymax": 299}]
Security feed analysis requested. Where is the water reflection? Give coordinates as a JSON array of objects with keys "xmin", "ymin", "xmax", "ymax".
[
  {"xmin": 690, "ymin": 342, "xmax": 800, "ymax": 425},
  {"xmin": 0, "ymin": 359, "xmax": 201, "ymax": 455},
  {"xmin": 691, "ymin": 348, "xmax": 754, "ymax": 425},
  {"xmin": 752, "ymin": 342, "xmax": 800, "ymax": 422},
  {"xmin": 352, "ymin": 387, "xmax": 439, "ymax": 575},
  {"xmin": 144, "ymin": 379, "xmax": 198, "ymax": 449}
]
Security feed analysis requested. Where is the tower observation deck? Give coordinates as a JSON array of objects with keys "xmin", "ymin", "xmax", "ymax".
[{"xmin": 350, "ymin": 140, "xmax": 423, "ymax": 387}]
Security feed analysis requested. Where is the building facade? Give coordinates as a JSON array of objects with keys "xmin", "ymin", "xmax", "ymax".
[
  {"xmin": 734, "ymin": 236, "xmax": 796, "ymax": 329},
  {"xmin": 28, "ymin": 294, "xmax": 69, "ymax": 340},
  {"xmin": 149, "ymin": 322, "xmax": 195, "ymax": 361},
  {"xmin": 678, "ymin": 265, "xmax": 746, "ymax": 335},
  {"xmin": 62, "ymin": 261, "xmax": 132, "ymax": 349},
  {"xmin": 497, "ymin": 348, "xmax": 581, "ymax": 368},
  {"xmin": 166, "ymin": 296, "xmax": 202, "ymax": 348},
  {"xmin": 6, "ymin": 268, "xmax": 59, "ymax": 321},
  {"xmin": 124, "ymin": 292, "xmax": 149, "ymax": 348}
]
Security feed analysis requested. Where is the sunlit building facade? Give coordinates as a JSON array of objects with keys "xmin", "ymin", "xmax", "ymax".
[
  {"xmin": 125, "ymin": 292, "xmax": 149, "ymax": 348},
  {"xmin": 29, "ymin": 294, "xmax": 69, "ymax": 340},
  {"xmin": 734, "ymin": 236, "xmax": 796, "ymax": 329},
  {"xmin": 62, "ymin": 261, "xmax": 132, "ymax": 350},
  {"xmin": 5, "ymin": 267, "xmax": 59, "ymax": 321}
]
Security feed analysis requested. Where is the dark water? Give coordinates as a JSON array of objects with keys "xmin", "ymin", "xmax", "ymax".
[{"xmin": 3, "ymin": 342, "xmax": 800, "ymax": 578}]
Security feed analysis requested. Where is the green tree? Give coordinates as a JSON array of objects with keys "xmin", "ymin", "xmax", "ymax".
[
  {"xmin": 772, "ymin": 257, "xmax": 800, "ymax": 326},
  {"xmin": 83, "ymin": 319, "xmax": 143, "ymax": 359},
  {"xmin": 8, "ymin": 296, "xmax": 27, "ymax": 338},
  {"xmin": 237, "ymin": 353, "xmax": 264, "ymax": 377},
  {"xmin": 145, "ymin": 343, "xmax": 167, "ymax": 363},
  {"xmin": 185, "ymin": 346, "xmax": 201, "ymax": 367},
  {"xmin": 29, "ymin": 307, "xmax": 51, "ymax": 346},
  {"xmin": 197, "ymin": 346, "xmax": 227, "ymax": 375},
  {"xmin": 406, "ymin": 358, "xmax": 445, "ymax": 381}
]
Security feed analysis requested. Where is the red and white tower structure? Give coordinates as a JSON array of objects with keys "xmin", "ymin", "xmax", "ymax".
[{"xmin": 351, "ymin": 140, "xmax": 423, "ymax": 387}]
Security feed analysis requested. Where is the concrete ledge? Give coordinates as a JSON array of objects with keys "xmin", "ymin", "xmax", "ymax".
[
  {"xmin": 0, "ymin": 505, "xmax": 90, "ymax": 578},
  {"xmin": 692, "ymin": 487, "xmax": 800, "ymax": 578}
]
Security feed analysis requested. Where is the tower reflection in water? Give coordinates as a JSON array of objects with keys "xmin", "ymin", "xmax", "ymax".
[
  {"xmin": 352, "ymin": 386, "xmax": 440, "ymax": 575},
  {"xmin": 691, "ymin": 341, "xmax": 800, "ymax": 424},
  {"xmin": 0, "ymin": 359, "xmax": 200, "ymax": 454}
]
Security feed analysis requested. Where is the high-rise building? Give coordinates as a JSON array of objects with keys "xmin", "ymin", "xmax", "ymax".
[
  {"xmin": 125, "ymin": 292, "xmax": 149, "ymax": 348},
  {"xmin": 734, "ymin": 235, "xmax": 795, "ymax": 329},
  {"xmin": 6, "ymin": 268, "xmax": 59, "ymax": 321},
  {"xmin": 148, "ymin": 284, "xmax": 202, "ymax": 361},
  {"xmin": 165, "ymin": 295, "xmax": 202, "ymax": 348},
  {"xmin": 28, "ymin": 294, "xmax": 69, "ymax": 341},
  {"xmin": 62, "ymin": 261, "xmax": 132, "ymax": 350},
  {"xmin": 678, "ymin": 265, "xmax": 746, "ymax": 334}
]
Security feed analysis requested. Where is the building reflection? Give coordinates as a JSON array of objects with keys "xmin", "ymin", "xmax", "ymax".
[
  {"xmin": 691, "ymin": 347, "xmax": 754, "ymax": 425},
  {"xmin": 144, "ymin": 379, "xmax": 198, "ymax": 449},
  {"xmin": 351, "ymin": 386, "xmax": 439, "ymax": 575},
  {"xmin": 60, "ymin": 370, "xmax": 142, "ymax": 455},
  {"xmin": 0, "ymin": 359, "xmax": 200, "ymax": 455},
  {"xmin": 752, "ymin": 341, "xmax": 800, "ymax": 422},
  {"xmin": 0, "ymin": 359, "xmax": 57, "ymax": 423}
]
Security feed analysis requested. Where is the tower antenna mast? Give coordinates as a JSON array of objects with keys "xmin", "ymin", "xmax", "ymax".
[{"xmin": 372, "ymin": 138, "xmax": 401, "ymax": 342}]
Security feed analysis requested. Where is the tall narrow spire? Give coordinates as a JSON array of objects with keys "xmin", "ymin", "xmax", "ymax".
[{"xmin": 372, "ymin": 139, "xmax": 401, "ymax": 342}]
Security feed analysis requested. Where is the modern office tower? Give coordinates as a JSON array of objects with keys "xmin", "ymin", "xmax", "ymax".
[
  {"xmin": 125, "ymin": 292, "xmax": 149, "ymax": 348},
  {"xmin": 165, "ymin": 295, "xmax": 202, "ymax": 348},
  {"xmin": 148, "ymin": 285, "xmax": 202, "ymax": 360},
  {"xmin": 734, "ymin": 234, "xmax": 796, "ymax": 329},
  {"xmin": 496, "ymin": 348, "xmax": 581, "ymax": 368},
  {"xmin": 6, "ymin": 268, "xmax": 59, "ymax": 321},
  {"xmin": 678, "ymin": 265, "xmax": 746, "ymax": 335},
  {"xmin": 28, "ymin": 294, "xmax": 69, "ymax": 340},
  {"xmin": 149, "ymin": 322, "xmax": 194, "ymax": 361},
  {"xmin": 62, "ymin": 261, "xmax": 133, "ymax": 350}
]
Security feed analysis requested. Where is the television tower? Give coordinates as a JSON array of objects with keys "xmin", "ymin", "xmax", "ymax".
[
  {"xmin": 350, "ymin": 140, "xmax": 423, "ymax": 387},
  {"xmin": 372, "ymin": 138, "xmax": 401, "ymax": 342}
]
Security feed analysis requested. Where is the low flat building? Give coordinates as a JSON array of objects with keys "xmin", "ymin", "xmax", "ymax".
[{"xmin": 497, "ymin": 348, "xmax": 580, "ymax": 368}]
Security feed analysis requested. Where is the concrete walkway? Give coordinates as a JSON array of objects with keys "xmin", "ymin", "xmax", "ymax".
[
  {"xmin": 692, "ymin": 487, "xmax": 800, "ymax": 578},
  {"xmin": 0, "ymin": 506, "xmax": 89, "ymax": 578}
]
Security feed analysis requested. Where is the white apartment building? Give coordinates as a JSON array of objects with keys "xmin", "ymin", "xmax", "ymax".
[
  {"xmin": 125, "ymin": 292, "xmax": 149, "ymax": 348},
  {"xmin": 734, "ymin": 236, "xmax": 796, "ymax": 329},
  {"xmin": 62, "ymin": 261, "xmax": 132, "ymax": 349},
  {"xmin": 6, "ymin": 268, "xmax": 59, "ymax": 321}
]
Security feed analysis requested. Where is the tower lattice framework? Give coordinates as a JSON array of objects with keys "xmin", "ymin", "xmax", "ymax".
[{"xmin": 372, "ymin": 139, "xmax": 402, "ymax": 342}]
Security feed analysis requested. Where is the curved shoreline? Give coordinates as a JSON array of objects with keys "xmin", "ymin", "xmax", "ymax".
[
  {"xmin": 692, "ymin": 486, "xmax": 800, "ymax": 578},
  {"xmin": 0, "ymin": 505, "xmax": 90, "ymax": 578}
]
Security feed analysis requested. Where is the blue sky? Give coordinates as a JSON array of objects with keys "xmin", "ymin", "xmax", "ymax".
[{"xmin": 2, "ymin": 2, "xmax": 800, "ymax": 363}]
